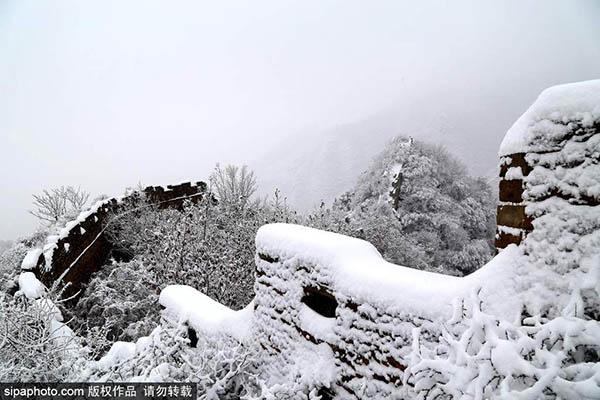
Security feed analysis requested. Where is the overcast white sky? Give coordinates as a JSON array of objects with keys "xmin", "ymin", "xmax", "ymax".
[{"xmin": 1, "ymin": 0, "xmax": 599, "ymax": 240}]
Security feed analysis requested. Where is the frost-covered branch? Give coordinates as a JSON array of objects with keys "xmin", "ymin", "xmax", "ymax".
[{"xmin": 29, "ymin": 186, "xmax": 90, "ymax": 222}]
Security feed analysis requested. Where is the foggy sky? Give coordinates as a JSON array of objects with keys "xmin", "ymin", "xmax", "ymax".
[{"xmin": 1, "ymin": 0, "xmax": 599, "ymax": 240}]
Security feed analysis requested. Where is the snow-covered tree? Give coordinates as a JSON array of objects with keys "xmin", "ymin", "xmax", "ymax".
[
  {"xmin": 100, "ymin": 167, "xmax": 291, "ymax": 314},
  {"xmin": 83, "ymin": 314, "xmax": 333, "ymax": 400},
  {"xmin": 0, "ymin": 287, "xmax": 108, "ymax": 382},
  {"xmin": 210, "ymin": 164, "xmax": 257, "ymax": 213},
  {"xmin": 316, "ymin": 136, "xmax": 496, "ymax": 276},
  {"xmin": 73, "ymin": 259, "xmax": 160, "ymax": 343}
]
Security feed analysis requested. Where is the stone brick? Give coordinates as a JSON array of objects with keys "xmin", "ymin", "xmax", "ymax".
[
  {"xmin": 494, "ymin": 230, "xmax": 522, "ymax": 248},
  {"xmin": 496, "ymin": 205, "xmax": 533, "ymax": 231},
  {"xmin": 498, "ymin": 179, "xmax": 524, "ymax": 203},
  {"xmin": 499, "ymin": 153, "xmax": 533, "ymax": 178}
]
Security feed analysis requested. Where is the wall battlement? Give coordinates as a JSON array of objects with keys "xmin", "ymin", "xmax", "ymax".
[
  {"xmin": 160, "ymin": 80, "xmax": 599, "ymax": 399},
  {"xmin": 22, "ymin": 181, "xmax": 206, "ymax": 298}
]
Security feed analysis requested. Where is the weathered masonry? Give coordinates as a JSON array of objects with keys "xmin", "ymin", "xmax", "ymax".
[
  {"xmin": 495, "ymin": 153, "xmax": 534, "ymax": 248},
  {"xmin": 23, "ymin": 181, "xmax": 206, "ymax": 298},
  {"xmin": 495, "ymin": 84, "xmax": 599, "ymax": 248},
  {"xmin": 159, "ymin": 80, "xmax": 600, "ymax": 399},
  {"xmin": 250, "ymin": 80, "xmax": 600, "ymax": 398}
]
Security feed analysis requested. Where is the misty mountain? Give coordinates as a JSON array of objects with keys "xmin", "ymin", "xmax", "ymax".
[{"xmin": 251, "ymin": 89, "xmax": 518, "ymax": 211}]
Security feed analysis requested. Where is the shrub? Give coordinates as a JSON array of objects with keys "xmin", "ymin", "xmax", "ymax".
[
  {"xmin": 0, "ymin": 289, "xmax": 88, "ymax": 382},
  {"xmin": 73, "ymin": 259, "xmax": 160, "ymax": 343},
  {"xmin": 409, "ymin": 290, "xmax": 600, "ymax": 399}
]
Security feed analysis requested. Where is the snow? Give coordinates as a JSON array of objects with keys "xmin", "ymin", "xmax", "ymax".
[
  {"xmin": 159, "ymin": 285, "xmax": 253, "ymax": 341},
  {"xmin": 20, "ymin": 181, "xmax": 205, "ymax": 275},
  {"xmin": 500, "ymin": 156, "xmax": 512, "ymax": 166},
  {"xmin": 504, "ymin": 166, "xmax": 524, "ymax": 180},
  {"xmin": 10, "ymin": 77, "xmax": 595, "ymax": 396},
  {"xmin": 32, "ymin": 298, "xmax": 64, "ymax": 321},
  {"xmin": 497, "ymin": 225, "xmax": 523, "ymax": 237},
  {"xmin": 96, "ymin": 341, "xmax": 136, "ymax": 371},
  {"xmin": 298, "ymin": 304, "xmax": 336, "ymax": 343},
  {"xmin": 59, "ymin": 221, "xmax": 79, "ymax": 238},
  {"xmin": 524, "ymin": 135, "xmax": 600, "ymax": 202},
  {"xmin": 255, "ymin": 223, "xmax": 519, "ymax": 320},
  {"xmin": 252, "ymin": 225, "xmax": 523, "ymax": 400},
  {"xmin": 17, "ymin": 272, "xmax": 47, "ymax": 299},
  {"xmin": 49, "ymin": 318, "xmax": 77, "ymax": 351},
  {"xmin": 499, "ymin": 79, "xmax": 600, "ymax": 156},
  {"xmin": 390, "ymin": 163, "xmax": 403, "ymax": 181},
  {"xmin": 43, "ymin": 242, "xmax": 58, "ymax": 271},
  {"xmin": 518, "ymin": 197, "xmax": 600, "ymax": 316},
  {"xmin": 30, "ymin": 197, "xmax": 116, "ymax": 272},
  {"xmin": 285, "ymin": 343, "xmax": 337, "ymax": 392},
  {"xmin": 20, "ymin": 248, "xmax": 42, "ymax": 270}
]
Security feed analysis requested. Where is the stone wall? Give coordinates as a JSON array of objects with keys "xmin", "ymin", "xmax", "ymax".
[
  {"xmin": 494, "ymin": 153, "xmax": 533, "ymax": 248},
  {"xmin": 26, "ymin": 181, "xmax": 206, "ymax": 298},
  {"xmin": 495, "ymin": 121, "xmax": 599, "ymax": 250},
  {"xmin": 252, "ymin": 225, "xmax": 470, "ymax": 398},
  {"xmin": 253, "ymin": 258, "xmax": 425, "ymax": 397},
  {"xmin": 250, "ymin": 80, "xmax": 599, "ymax": 398}
]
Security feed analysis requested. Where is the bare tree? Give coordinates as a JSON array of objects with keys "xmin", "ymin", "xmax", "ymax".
[
  {"xmin": 65, "ymin": 186, "xmax": 90, "ymax": 213},
  {"xmin": 210, "ymin": 164, "xmax": 257, "ymax": 212},
  {"xmin": 30, "ymin": 187, "xmax": 68, "ymax": 222},
  {"xmin": 30, "ymin": 186, "xmax": 90, "ymax": 222}
]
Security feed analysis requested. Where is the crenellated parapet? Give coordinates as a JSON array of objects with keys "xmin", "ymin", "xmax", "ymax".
[{"xmin": 21, "ymin": 181, "xmax": 207, "ymax": 298}]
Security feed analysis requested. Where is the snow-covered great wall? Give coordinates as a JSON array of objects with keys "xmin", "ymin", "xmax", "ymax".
[
  {"xmin": 16, "ymin": 79, "xmax": 600, "ymax": 398},
  {"xmin": 20, "ymin": 182, "xmax": 206, "ymax": 298},
  {"xmin": 248, "ymin": 225, "xmax": 522, "ymax": 397},
  {"xmin": 159, "ymin": 80, "xmax": 600, "ymax": 398}
]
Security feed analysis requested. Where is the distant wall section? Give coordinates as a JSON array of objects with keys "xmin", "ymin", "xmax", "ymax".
[{"xmin": 24, "ymin": 181, "xmax": 207, "ymax": 298}]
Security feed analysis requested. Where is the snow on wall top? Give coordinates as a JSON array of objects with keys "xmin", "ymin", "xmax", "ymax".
[
  {"xmin": 160, "ymin": 285, "xmax": 253, "ymax": 342},
  {"xmin": 256, "ymin": 223, "xmax": 523, "ymax": 320},
  {"xmin": 39, "ymin": 197, "xmax": 116, "ymax": 271},
  {"xmin": 21, "ymin": 249, "xmax": 43, "ymax": 270},
  {"xmin": 499, "ymin": 79, "xmax": 600, "ymax": 156}
]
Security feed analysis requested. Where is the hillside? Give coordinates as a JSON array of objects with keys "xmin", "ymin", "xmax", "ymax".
[
  {"xmin": 323, "ymin": 136, "xmax": 496, "ymax": 276},
  {"xmin": 251, "ymin": 89, "xmax": 517, "ymax": 211}
]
